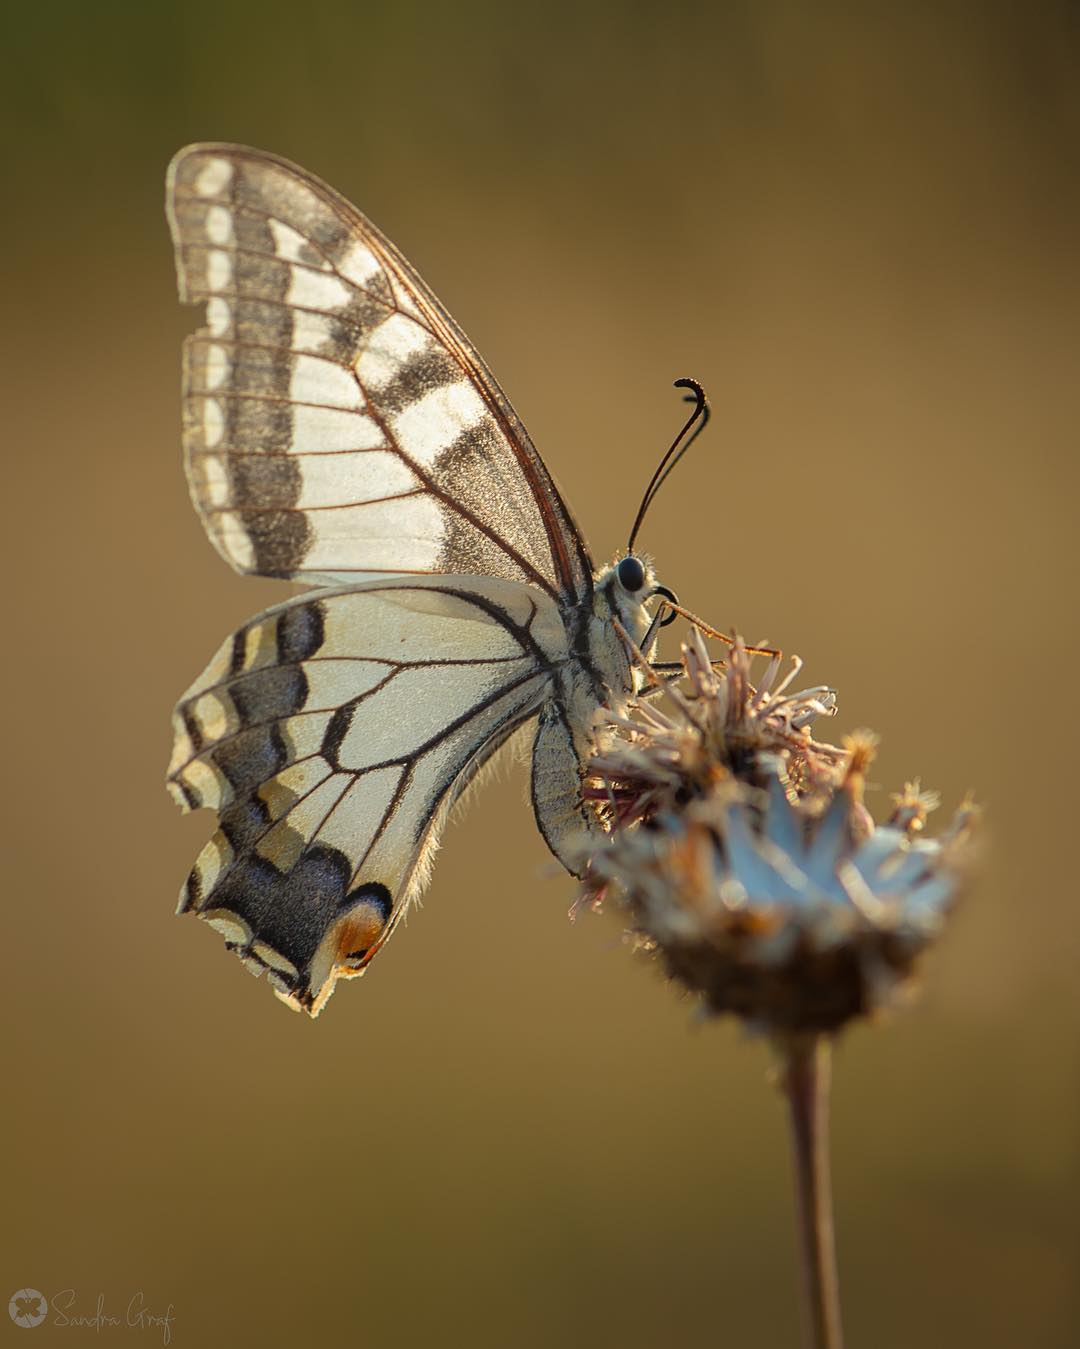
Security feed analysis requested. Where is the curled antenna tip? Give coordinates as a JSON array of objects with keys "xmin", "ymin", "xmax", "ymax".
[{"xmin": 626, "ymin": 378, "xmax": 712, "ymax": 553}]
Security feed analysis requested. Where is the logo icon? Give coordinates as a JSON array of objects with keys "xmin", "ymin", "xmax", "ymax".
[{"xmin": 8, "ymin": 1289, "xmax": 47, "ymax": 1328}]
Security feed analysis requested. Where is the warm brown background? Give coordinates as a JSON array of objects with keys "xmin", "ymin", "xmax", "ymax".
[{"xmin": 3, "ymin": 3, "xmax": 1077, "ymax": 1346}]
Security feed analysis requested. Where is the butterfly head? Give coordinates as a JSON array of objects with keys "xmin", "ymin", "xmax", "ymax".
[{"xmin": 596, "ymin": 552, "xmax": 678, "ymax": 660}]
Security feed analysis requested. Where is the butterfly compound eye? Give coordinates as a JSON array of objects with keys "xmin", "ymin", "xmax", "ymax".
[{"xmin": 617, "ymin": 556, "xmax": 647, "ymax": 592}]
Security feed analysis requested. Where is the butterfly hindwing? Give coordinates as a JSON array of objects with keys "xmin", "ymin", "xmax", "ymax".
[
  {"xmin": 166, "ymin": 144, "xmax": 593, "ymax": 602},
  {"xmin": 168, "ymin": 576, "xmax": 568, "ymax": 1014}
]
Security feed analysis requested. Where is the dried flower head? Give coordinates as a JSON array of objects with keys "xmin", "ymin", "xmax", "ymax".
[{"xmin": 581, "ymin": 631, "xmax": 977, "ymax": 1036}]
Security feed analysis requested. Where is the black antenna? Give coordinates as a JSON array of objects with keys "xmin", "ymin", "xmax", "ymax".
[{"xmin": 626, "ymin": 378, "xmax": 710, "ymax": 554}]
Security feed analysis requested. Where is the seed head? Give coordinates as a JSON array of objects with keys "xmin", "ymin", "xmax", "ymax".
[{"xmin": 581, "ymin": 631, "xmax": 977, "ymax": 1036}]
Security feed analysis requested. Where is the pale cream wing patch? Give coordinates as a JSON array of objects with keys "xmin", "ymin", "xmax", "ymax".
[
  {"xmin": 168, "ymin": 576, "xmax": 569, "ymax": 1015},
  {"xmin": 166, "ymin": 144, "xmax": 593, "ymax": 603}
]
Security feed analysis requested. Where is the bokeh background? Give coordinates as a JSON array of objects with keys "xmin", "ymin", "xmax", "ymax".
[{"xmin": 3, "ymin": 2, "xmax": 1077, "ymax": 1345}]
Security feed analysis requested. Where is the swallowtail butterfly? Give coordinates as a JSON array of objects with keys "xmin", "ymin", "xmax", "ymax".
[{"xmin": 165, "ymin": 144, "xmax": 694, "ymax": 1015}]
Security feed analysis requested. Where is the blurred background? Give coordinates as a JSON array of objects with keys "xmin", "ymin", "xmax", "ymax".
[{"xmin": 3, "ymin": 2, "xmax": 1077, "ymax": 1345}]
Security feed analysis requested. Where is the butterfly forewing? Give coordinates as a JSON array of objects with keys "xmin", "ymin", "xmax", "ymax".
[
  {"xmin": 166, "ymin": 145, "xmax": 592, "ymax": 600},
  {"xmin": 168, "ymin": 576, "xmax": 567, "ymax": 1013}
]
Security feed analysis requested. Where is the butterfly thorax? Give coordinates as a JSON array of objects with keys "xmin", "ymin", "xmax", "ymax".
[
  {"xmin": 524, "ymin": 557, "xmax": 658, "ymax": 883},
  {"xmin": 587, "ymin": 555, "xmax": 661, "ymax": 704}
]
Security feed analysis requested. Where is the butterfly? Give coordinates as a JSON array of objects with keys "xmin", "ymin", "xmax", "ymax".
[{"xmin": 165, "ymin": 144, "xmax": 704, "ymax": 1016}]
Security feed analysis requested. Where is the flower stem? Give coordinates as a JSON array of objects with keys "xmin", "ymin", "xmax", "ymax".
[{"xmin": 779, "ymin": 1035, "xmax": 844, "ymax": 1349}]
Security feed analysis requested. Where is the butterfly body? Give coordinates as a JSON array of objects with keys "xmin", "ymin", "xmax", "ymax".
[{"xmin": 166, "ymin": 145, "xmax": 666, "ymax": 1014}]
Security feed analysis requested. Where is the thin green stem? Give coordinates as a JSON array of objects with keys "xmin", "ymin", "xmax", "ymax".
[{"xmin": 779, "ymin": 1035, "xmax": 844, "ymax": 1349}]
